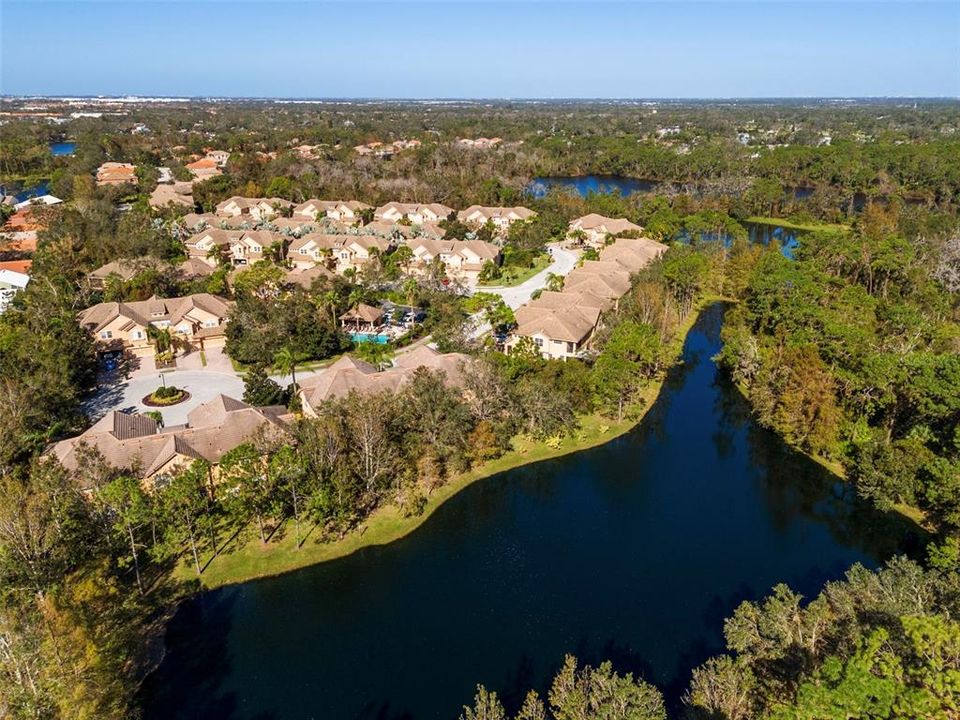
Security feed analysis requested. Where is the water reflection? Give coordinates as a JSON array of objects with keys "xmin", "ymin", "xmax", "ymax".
[{"xmin": 141, "ymin": 303, "xmax": 913, "ymax": 720}]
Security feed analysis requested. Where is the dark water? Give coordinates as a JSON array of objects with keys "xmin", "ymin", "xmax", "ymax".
[
  {"xmin": 141, "ymin": 304, "xmax": 913, "ymax": 720},
  {"xmin": 50, "ymin": 141, "xmax": 76, "ymax": 156},
  {"xmin": 527, "ymin": 175, "xmax": 659, "ymax": 198}
]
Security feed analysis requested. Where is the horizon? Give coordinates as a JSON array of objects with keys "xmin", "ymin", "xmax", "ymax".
[{"xmin": 2, "ymin": 1, "xmax": 958, "ymax": 98}]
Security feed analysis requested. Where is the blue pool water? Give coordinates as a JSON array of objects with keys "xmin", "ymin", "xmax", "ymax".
[
  {"xmin": 350, "ymin": 333, "xmax": 390, "ymax": 344},
  {"xmin": 50, "ymin": 142, "xmax": 76, "ymax": 156}
]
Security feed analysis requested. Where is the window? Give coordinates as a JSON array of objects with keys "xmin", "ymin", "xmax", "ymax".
[
  {"xmin": 132, "ymin": 330, "xmax": 144, "ymax": 340},
  {"xmin": 299, "ymin": 248, "xmax": 308, "ymax": 255},
  {"xmin": 534, "ymin": 337, "xmax": 543, "ymax": 347},
  {"xmin": 567, "ymin": 342, "xmax": 575, "ymax": 354},
  {"xmin": 100, "ymin": 330, "xmax": 113, "ymax": 339}
]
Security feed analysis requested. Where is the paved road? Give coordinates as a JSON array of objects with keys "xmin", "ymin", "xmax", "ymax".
[
  {"xmin": 84, "ymin": 369, "xmax": 245, "ymax": 426},
  {"xmin": 467, "ymin": 244, "xmax": 578, "ymax": 340},
  {"xmin": 480, "ymin": 244, "xmax": 577, "ymax": 310}
]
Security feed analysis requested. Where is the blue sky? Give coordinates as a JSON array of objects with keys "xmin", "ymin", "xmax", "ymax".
[{"xmin": 2, "ymin": 1, "xmax": 958, "ymax": 98}]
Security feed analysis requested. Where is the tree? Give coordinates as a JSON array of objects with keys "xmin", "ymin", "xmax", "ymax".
[
  {"xmin": 661, "ymin": 246, "xmax": 709, "ymax": 319},
  {"xmin": 273, "ymin": 346, "xmax": 299, "ymax": 391},
  {"xmin": 243, "ymin": 363, "xmax": 286, "ymax": 406},
  {"xmin": 219, "ymin": 444, "xmax": 279, "ymax": 544},
  {"xmin": 592, "ymin": 321, "xmax": 661, "ymax": 422},
  {"xmin": 159, "ymin": 461, "xmax": 211, "ymax": 575},
  {"xmin": 98, "ymin": 475, "xmax": 151, "ymax": 595}
]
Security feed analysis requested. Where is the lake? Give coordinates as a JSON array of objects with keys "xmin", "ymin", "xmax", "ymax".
[
  {"xmin": 527, "ymin": 175, "xmax": 660, "ymax": 199},
  {"xmin": 140, "ymin": 304, "xmax": 914, "ymax": 719}
]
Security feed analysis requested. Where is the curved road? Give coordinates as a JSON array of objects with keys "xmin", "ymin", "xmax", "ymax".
[{"xmin": 467, "ymin": 243, "xmax": 577, "ymax": 339}]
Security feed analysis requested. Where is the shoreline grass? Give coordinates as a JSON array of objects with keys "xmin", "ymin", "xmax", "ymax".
[
  {"xmin": 746, "ymin": 216, "xmax": 849, "ymax": 234},
  {"xmin": 178, "ymin": 300, "xmax": 711, "ymax": 590}
]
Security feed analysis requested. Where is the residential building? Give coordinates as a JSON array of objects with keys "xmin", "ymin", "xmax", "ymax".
[
  {"xmin": 405, "ymin": 237, "xmax": 501, "ymax": 282},
  {"xmin": 149, "ymin": 181, "xmax": 194, "ymax": 209},
  {"xmin": 292, "ymin": 199, "xmax": 371, "ymax": 224},
  {"xmin": 374, "ymin": 202, "xmax": 454, "ymax": 225},
  {"xmin": 568, "ymin": 214, "xmax": 644, "ymax": 248},
  {"xmin": 0, "ymin": 267, "xmax": 30, "ymax": 313},
  {"xmin": 13, "ymin": 194, "xmax": 62, "ymax": 211},
  {"xmin": 298, "ymin": 346, "xmax": 471, "ymax": 416},
  {"xmin": 96, "ymin": 162, "xmax": 138, "ymax": 186},
  {"xmin": 505, "ymin": 237, "xmax": 664, "ymax": 360},
  {"xmin": 204, "ymin": 149, "xmax": 231, "ymax": 166},
  {"xmin": 78, "ymin": 293, "xmax": 233, "ymax": 357},
  {"xmin": 287, "ymin": 233, "xmax": 392, "ymax": 274},
  {"xmin": 597, "ymin": 236, "xmax": 668, "ymax": 272},
  {"xmin": 184, "ymin": 228, "xmax": 280, "ymax": 267},
  {"xmin": 457, "ymin": 205, "xmax": 536, "ymax": 232},
  {"xmin": 363, "ymin": 220, "xmax": 446, "ymax": 240},
  {"xmin": 214, "ymin": 196, "xmax": 292, "ymax": 221},
  {"xmin": 185, "ymin": 157, "xmax": 222, "ymax": 180},
  {"xmin": 456, "ymin": 137, "xmax": 502, "ymax": 149},
  {"xmin": 88, "ymin": 257, "xmax": 213, "ymax": 289},
  {"xmin": 507, "ymin": 302, "xmax": 601, "ymax": 360},
  {"xmin": 284, "ymin": 263, "xmax": 334, "ymax": 290},
  {"xmin": 48, "ymin": 395, "xmax": 293, "ymax": 485}
]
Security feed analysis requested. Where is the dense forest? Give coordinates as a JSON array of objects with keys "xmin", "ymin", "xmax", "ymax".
[{"xmin": 1, "ymin": 100, "xmax": 958, "ymax": 718}]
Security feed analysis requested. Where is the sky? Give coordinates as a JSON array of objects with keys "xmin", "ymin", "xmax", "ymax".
[{"xmin": 1, "ymin": 1, "xmax": 958, "ymax": 98}]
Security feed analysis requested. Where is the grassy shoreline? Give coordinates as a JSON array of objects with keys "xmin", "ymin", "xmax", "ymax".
[
  {"xmin": 177, "ymin": 300, "xmax": 709, "ymax": 590},
  {"xmin": 745, "ymin": 216, "xmax": 849, "ymax": 234}
]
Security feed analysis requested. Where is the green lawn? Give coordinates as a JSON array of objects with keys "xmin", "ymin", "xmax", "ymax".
[
  {"xmin": 478, "ymin": 254, "xmax": 551, "ymax": 288},
  {"xmin": 746, "ymin": 216, "xmax": 849, "ymax": 234}
]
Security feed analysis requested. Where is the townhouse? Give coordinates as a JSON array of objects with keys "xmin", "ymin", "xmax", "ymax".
[
  {"xmin": 48, "ymin": 395, "xmax": 293, "ymax": 485},
  {"xmin": 87, "ymin": 257, "xmax": 213, "ymax": 289},
  {"xmin": 363, "ymin": 220, "xmax": 446, "ymax": 240},
  {"xmin": 405, "ymin": 237, "xmax": 501, "ymax": 282},
  {"xmin": 214, "ymin": 196, "xmax": 293, "ymax": 221},
  {"xmin": 298, "ymin": 346, "xmax": 471, "ymax": 416},
  {"xmin": 374, "ymin": 202, "xmax": 454, "ymax": 225},
  {"xmin": 506, "ymin": 236, "xmax": 667, "ymax": 360},
  {"xmin": 568, "ymin": 214, "xmax": 645, "ymax": 248},
  {"xmin": 293, "ymin": 199, "xmax": 371, "ymax": 224},
  {"xmin": 78, "ymin": 293, "xmax": 234, "ymax": 357},
  {"xmin": 288, "ymin": 233, "xmax": 393, "ymax": 274},
  {"xmin": 457, "ymin": 205, "xmax": 536, "ymax": 233},
  {"xmin": 184, "ymin": 228, "xmax": 280, "ymax": 267}
]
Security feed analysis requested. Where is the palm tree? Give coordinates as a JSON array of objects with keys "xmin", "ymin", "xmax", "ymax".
[
  {"xmin": 402, "ymin": 276, "xmax": 420, "ymax": 307},
  {"xmin": 274, "ymin": 347, "xmax": 298, "ymax": 390},
  {"xmin": 546, "ymin": 272, "xmax": 564, "ymax": 293},
  {"xmin": 147, "ymin": 325, "xmax": 173, "ymax": 355},
  {"xmin": 318, "ymin": 289, "xmax": 340, "ymax": 330}
]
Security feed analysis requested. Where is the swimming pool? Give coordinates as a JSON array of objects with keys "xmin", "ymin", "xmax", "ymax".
[{"xmin": 350, "ymin": 332, "xmax": 390, "ymax": 344}]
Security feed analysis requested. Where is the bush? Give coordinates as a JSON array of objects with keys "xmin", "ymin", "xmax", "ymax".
[{"xmin": 153, "ymin": 385, "xmax": 181, "ymax": 399}]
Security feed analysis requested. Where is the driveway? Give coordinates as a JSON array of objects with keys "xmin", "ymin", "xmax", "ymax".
[
  {"xmin": 84, "ymin": 369, "xmax": 245, "ymax": 426},
  {"xmin": 467, "ymin": 243, "xmax": 578, "ymax": 339},
  {"xmin": 479, "ymin": 244, "xmax": 578, "ymax": 310}
]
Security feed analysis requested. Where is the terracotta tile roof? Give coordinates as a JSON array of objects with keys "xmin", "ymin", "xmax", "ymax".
[
  {"xmin": 0, "ymin": 259, "xmax": 32, "ymax": 275},
  {"xmin": 48, "ymin": 395, "xmax": 293, "ymax": 482},
  {"xmin": 299, "ymin": 347, "xmax": 471, "ymax": 411}
]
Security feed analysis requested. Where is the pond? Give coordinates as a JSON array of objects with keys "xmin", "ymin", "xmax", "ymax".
[{"xmin": 140, "ymin": 304, "xmax": 915, "ymax": 719}]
